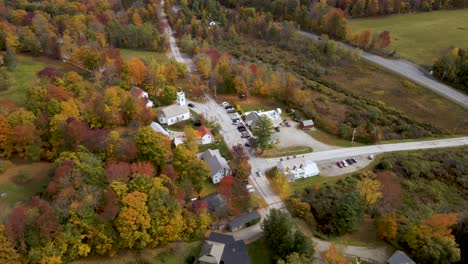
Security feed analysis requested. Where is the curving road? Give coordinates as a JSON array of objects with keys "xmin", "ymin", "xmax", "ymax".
[
  {"xmin": 298, "ymin": 30, "xmax": 468, "ymax": 109},
  {"xmin": 159, "ymin": 5, "xmax": 468, "ymax": 262}
]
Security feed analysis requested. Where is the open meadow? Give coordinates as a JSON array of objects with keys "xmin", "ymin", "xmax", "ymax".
[
  {"xmin": 0, "ymin": 55, "xmax": 81, "ymax": 105},
  {"xmin": 350, "ymin": 9, "xmax": 468, "ymax": 66}
]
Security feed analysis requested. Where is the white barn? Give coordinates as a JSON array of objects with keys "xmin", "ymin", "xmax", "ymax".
[
  {"xmin": 244, "ymin": 108, "xmax": 282, "ymax": 128},
  {"xmin": 130, "ymin": 86, "xmax": 154, "ymax": 108},
  {"xmin": 157, "ymin": 91, "xmax": 190, "ymax": 125},
  {"xmin": 277, "ymin": 157, "xmax": 319, "ymax": 182}
]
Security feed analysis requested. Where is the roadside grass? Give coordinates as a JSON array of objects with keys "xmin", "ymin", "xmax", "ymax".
[
  {"xmin": 323, "ymin": 60, "xmax": 468, "ymax": 134},
  {"xmin": 332, "ymin": 216, "xmax": 387, "ymax": 248},
  {"xmin": 289, "ymin": 175, "xmax": 347, "ymax": 195},
  {"xmin": 247, "ymin": 237, "xmax": 274, "ymax": 264},
  {"xmin": 261, "ymin": 146, "xmax": 312, "ymax": 158},
  {"xmin": 350, "ymin": 9, "xmax": 468, "ymax": 66},
  {"xmin": 72, "ymin": 241, "xmax": 202, "ymax": 264},
  {"xmin": 380, "ymin": 134, "xmax": 468, "ymax": 144},
  {"xmin": 308, "ymin": 129, "xmax": 365, "ymax": 147},
  {"xmin": 120, "ymin": 49, "xmax": 170, "ymax": 64},
  {"xmin": 0, "ymin": 54, "xmax": 79, "ymax": 105},
  {"xmin": 0, "ymin": 161, "xmax": 54, "ymax": 223}
]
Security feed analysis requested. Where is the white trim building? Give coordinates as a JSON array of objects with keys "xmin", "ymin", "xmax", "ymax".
[
  {"xmin": 277, "ymin": 157, "xmax": 319, "ymax": 182},
  {"xmin": 197, "ymin": 149, "xmax": 231, "ymax": 184},
  {"xmin": 244, "ymin": 108, "xmax": 282, "ymax": 128},
  {"xmin": 157, "ymin": 91, "xmax": 190, "ymax": 125}
]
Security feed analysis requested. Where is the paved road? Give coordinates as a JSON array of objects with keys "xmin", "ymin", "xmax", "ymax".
[
  {"xmin": 298, "ymin": 30, "xmax": 468, "ymax": 109},
  {"xmin": 159, "ymin": 7, "xmax": 467, "ymax": 262}
]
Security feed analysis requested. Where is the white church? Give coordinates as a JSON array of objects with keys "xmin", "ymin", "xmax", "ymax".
[{"xmin": 157, "ymin": 91, "xmax": 191, "ymax": 126}]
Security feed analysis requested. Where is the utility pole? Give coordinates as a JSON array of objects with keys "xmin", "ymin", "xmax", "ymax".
[{"xmin": 351, "ymin": 128, "xmax": 357, "ymax": 144}]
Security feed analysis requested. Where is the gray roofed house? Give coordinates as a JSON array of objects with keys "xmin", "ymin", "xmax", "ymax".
[
  {"xmin": 197, "ymin": 149, "xmax": 231, "ymax": 184},
  {"xmin": 387, "ymin": 251, "xmax": 415, "ymax": 264},
  {"xmin": 197, "ymin": 232, "xmax": 250, "ymax": 264},
  {"xmin": 227, "ymin": 210, "xmax": 262, "ymax": 232},
  {"xmin": 244, "ymin": 108, "xmax": 282, "ymax": 128},
  {"xmin": 199, "ymin": 193, "xmax": 227, "ymax": 216}
]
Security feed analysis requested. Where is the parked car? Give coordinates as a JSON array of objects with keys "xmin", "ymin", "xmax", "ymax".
[
  {"xmin": 274, "ymin": 127, "xmax": 280, "ymax": 132},
  {"xmin": 227, "ymin": 109, "xmax": 236, "ymax": 114},
  {"xmin": 368, "ymin": 154, "xmax": 375, "ymax": 160},
  {"xmin": 244, "ymin": 143, "xmax": 251, "ymax": 147},
  {"xmin": 221, "ymin": 102, "xmax": 230, "ymax": 107},
  {"xmin": 342, "ymin": 160, "xmax": 348, "ymax": 167},
  {"xmin": 336, "ymin": 162, "xmax": 343, "ymax": 168},
  {"xmin": 351, "ymin": 158, "xmax": 357, "ymax": 163},
  {"xmin": 232, "ymin": 119, "xmax": 241, "ymax": 125},
  {"xmin": 188, "ymin": 103, "xmax": 195, "ymax": 107},
  {"xmin": 238, "ymin": 127, "xmax": 247, "ymax": 132},
  {"xmin": 293, "ymin": 117, "xmax": 301, "ymax": 122},
  {"xmin": 241, "ymin": 132, "xmax": 251, "ymax": 138},
  {"xmin": 256, "ymin": 171, "xmax": 264, "ymax": 177},
  {"xmin": 242, "ymin": 180, "xmax": 249, "ymax": 185},
  {"xmin": 346, "ymin": 159, "xmax": 354, "ymax": 165},
  {"xmin": 285, "ymin": 122, "xmax": 291, "ymax": 127},
  {"xmin": 224, "ymin": 105, "xmax": 233, "ymax": 110}
]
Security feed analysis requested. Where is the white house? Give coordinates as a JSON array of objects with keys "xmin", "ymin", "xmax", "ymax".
[
  {"xmin": 157, "ymin": 91, "xmax": 191, "ymax": 125},
  {"xmin": 277, "ymin": 157, "xmax": 319, "ymax": 182},
  {"xmin": 197, "ymin": 149, "xmax": 231, "ymax": 184},
  {"xmin": 244, "ymin": 108, "xmax": 282, "ymax": 128},
  {"xmin": 130, "ymin": 86, "xmax": 154, "ymax": 108},
  {"xmin": 198, "ymin": 126, "xmax": 214, "ymax": 145}
]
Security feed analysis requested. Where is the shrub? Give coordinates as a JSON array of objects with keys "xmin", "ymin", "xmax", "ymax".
[
  {"xmin": 12, "ymin": 170, "xmax": 33, "ymax": 185},
  {"xmin": 0, "ymin": 160, "xmax": 13, "ymax": 173}
]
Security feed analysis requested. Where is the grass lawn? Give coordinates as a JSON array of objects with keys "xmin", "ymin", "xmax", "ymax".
[
  {"xmin": 289, "ymin": 175, "xmax": 347, "ymax": 194},
  {"xmin": 72, "ymin": 241, "xmax": 202, "ymax": 264},
  {"xmin": 261, "ymin": 146, "xmax": 312, "ymax": 158},
  {"xmin": 332, "ymin": 216, "xmax": 388, "ymax": 247},
  {"xmin": 247, "ymin": 237, "xmax": 274, "ymax": 264},
  {"xmin": 0, "ymin": 161, "xmax": 54, "ymax": 223},
  {"xmin": 120, "ymin": 49, "xmax": 170, "ymax": 64},
  {"xmin": 350, "ymin": 9, "xmax": 468, "ymax": 66},
  {"xmin": 308, "ymin": 129, "xmax": 365, "ymax": 147},
  {"xmin": 0, "ymin": 54, "xmax": 80, "ymax": 105}
]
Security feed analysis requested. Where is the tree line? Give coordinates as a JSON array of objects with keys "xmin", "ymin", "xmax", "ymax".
[
  {"xmin": 0, "ymin": 0, "xmax": 167, "ymax": 70},
  {"xmin": 433, "ymin": 47, "xmax": 468, "ymax": 94}
]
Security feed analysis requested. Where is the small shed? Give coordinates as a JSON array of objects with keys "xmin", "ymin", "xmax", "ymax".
[
  {"xmin": 302, "ymin": 119, "xmax": 314, "ymax": 130},
  {"xmin": 227, "ymin": 210, "xmax": 261, "ymax": 232}
]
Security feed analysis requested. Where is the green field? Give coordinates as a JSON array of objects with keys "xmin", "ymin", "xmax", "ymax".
[
  {"xmin": 0, "ymin": 55, "xmax": 79, "ymax": 105},
  {"xmin": 247, "ymin": 237, "xmax": 274, "ymax": 264},
  {"xmin": 351, "ymin": 9, "xmax": 468, "ymax": 66}
]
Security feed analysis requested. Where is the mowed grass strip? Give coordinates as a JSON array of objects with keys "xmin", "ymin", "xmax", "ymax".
[
  {"xmin": 350, "ymin": 9, "xmax": 468, "ymax": 66},
  {"xmin": 0, "ymin": 54, "xmax": 80, "ymax": 105}
]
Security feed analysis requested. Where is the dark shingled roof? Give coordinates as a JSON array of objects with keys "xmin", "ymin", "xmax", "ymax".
[
  {"xmin": 227, "ymin": 210, "xmax": 261, "ymax": 230},
  {"xmin": 200, "ymin": 193, "xmax": 226, "ymax": 213},
  {"xmin": 207, "ymin": 233, "xmax": 250, "ymax": 264},
  {"xmin": 387, "ymin": 251, "xmax": 415, "ymax": 264}
]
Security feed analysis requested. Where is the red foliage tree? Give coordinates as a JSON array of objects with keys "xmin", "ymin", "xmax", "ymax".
[
  {"xmin": 161, "ymin": 164, "xmax": 179, "ymax": 181},
  {"xmin": 5, "ymin": 206, "xmax": 27, "ymax": 253},
  {"xmin": 37, "ymin": 67, "xmax": 63, "ymax": 80},
  {"xmin": 98, "ymin": 187, "xmax": 120, "ymax": 221},
  {"xmin": 115, "ymin": 139, "xmax": 138, "ymax": 162},
  {"xmin": 46, "ymin": 85, "xmax": 72, "ymax": 101},
  {"xmin": 31, "ymin": 196, "xmax": 61, "ymax": 240},
  {"xmin": 105, "ymin": 161, "xmax": 131, "ymax": 182},
  {"xmin": 130, "ymin": 162, "xmax": 154, "ymax": 177},
  {"xmin": 0, "ymin": 99, "xmax": 17, "ymax": 116}
]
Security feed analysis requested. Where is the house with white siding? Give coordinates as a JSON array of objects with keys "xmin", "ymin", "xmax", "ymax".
[
  {"xmin": 277, "ymin": 157, "xmax": 319, "ymax": 182},
  {"xmin": 157, "ymin": 91, "xmax": 190, "ymax": 125},
  {"xmin": 197, "ymin": 149, "xmax": 231, "ymax": 184}
]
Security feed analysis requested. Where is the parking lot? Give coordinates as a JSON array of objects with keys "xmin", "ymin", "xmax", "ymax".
[
  {"xmin": 316, "ymin": 155, "xmax": 375, "ymax": 176},
  {"xmin": 274, "ymin": 124, "xmax": 336, "ymax": 152}
]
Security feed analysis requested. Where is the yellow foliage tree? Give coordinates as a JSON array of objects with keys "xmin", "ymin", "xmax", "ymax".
[
  {"xmin": 115, "ymin": 192, "xmax": 151, "ymax": 248},
  {"xmin": 127, "ymin": 58, "xmax": 147, "ymax": 86},
  {"xmin": 376, "ymin": 213, "xmax": 398, "ymax": 240},
  {"xmin": 271, "ymin": 170, "xmax": 290, "ymax": 198},
  {"xmin": 356, "ymin": 171, "xmax": 382, "ymax": 209}
]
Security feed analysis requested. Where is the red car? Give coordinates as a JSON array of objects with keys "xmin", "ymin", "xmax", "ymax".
[{"xmin": 336, "ymin": 161, "xmax": 343, "ymax": 168}]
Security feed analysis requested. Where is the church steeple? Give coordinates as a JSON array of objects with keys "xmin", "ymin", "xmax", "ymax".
[{"xmin": 177, "ymin": 91, "xmax": 186, "ymax": 106}]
